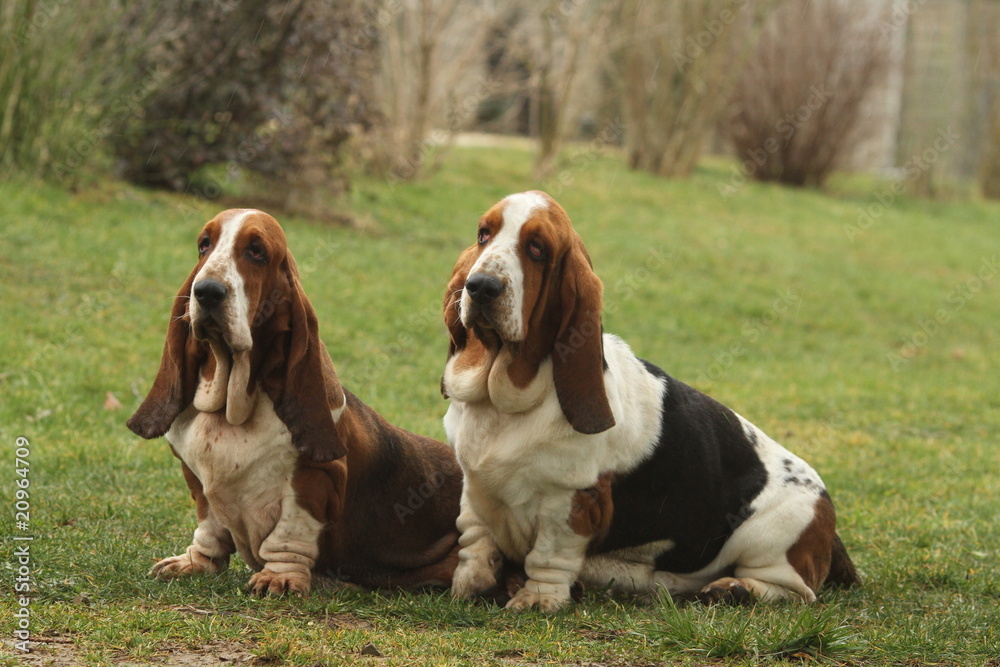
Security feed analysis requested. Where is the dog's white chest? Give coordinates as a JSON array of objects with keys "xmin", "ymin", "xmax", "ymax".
[
  {"xmin": 168, "ymin": 392, "xmax": 294, "ymax": 484},
  {"xmin": 444, "ymin": 395, "xmax": 599, "ymax": 559},
  {"xmin": 446, "ymin": 395, "xmax": 594, "ymax": 487},
  {"xmin": 165, "ymin": 392, "xmax": 297, "ymax": 562}
]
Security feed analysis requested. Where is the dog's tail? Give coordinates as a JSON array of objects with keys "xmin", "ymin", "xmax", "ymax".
[{"xmin": 826, "ymin": 533, "xmax": 860, "ymax": 587}]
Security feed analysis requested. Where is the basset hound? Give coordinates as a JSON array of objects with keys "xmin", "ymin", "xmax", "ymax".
[
  {"xmin": 128, "ymin": 209, "xmax": 461, "ymax": 595},
  {"xmin": 441, "ymin": 191, "xmax": 859, "ymax": 611}
]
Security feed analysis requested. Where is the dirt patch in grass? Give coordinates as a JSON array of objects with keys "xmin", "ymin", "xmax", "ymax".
[
  {"xmin": 322, "ymin": 612, "xmax": 374, "ymax": 631},
  {"xmin": 149, "ymin": 641, "xmax": 256, "ymax": 665},
  {"xmin": 11, "ymin": 637, "xmax": 257, "ymax": 666}
]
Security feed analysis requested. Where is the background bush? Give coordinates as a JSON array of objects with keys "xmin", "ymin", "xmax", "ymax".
[
  {"xmin": 0, "ymin": 0, "xmax": 996, "ymax": 200},
  {"xmin": 722, "ymin": 0, "xmax": 893, "ymax": 187},
  {"xmin": 109, "ymin": 0, "xmax": 379, "ymax": 212},
  {"xmin": 613, "ymin": 0, "xmax": 771, "ymax": 179}
]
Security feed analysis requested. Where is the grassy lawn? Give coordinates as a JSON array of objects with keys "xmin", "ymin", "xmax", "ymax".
[{"xmin": 1, "ymin": 145, "xmax": 998, "ymax": 666}]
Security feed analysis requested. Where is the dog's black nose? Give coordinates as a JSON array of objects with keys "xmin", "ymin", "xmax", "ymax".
[
  {"xmin": 466, "ymin": 273, "xmax": 503, "ymax": 305},
  {"xmin": 193, "ymin": 279, "xmax": 228, "ymax": 309}
]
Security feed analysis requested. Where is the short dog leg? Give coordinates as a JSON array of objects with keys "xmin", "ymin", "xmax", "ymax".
[
  {"xmin": 150, "ymin": 517, "xmax": 233, "ymax": 578},
  {"xmin": 248, "ymin": 490, "xmax": 324, "ymax": 597},
  {"xmin": 700, "ymin": 563, "xmax": 817, "ymax": 604},
  {"xmin": 151, "ymin": 463, "xmax": 234, "ymax": 578},
  {"xmin": 506, "ymin": 495, "xmax": 589, "ymax": 613},
  {"xmin": 451, "ymin": 489, "xmax": 502, "ymax": 599}
]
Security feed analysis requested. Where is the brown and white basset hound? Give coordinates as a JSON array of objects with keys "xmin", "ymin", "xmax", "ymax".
[
  {"xmin": 441, "ymin": 191, "xmax": 859, "ymax": 612},
  {"xmin": 128, "ymin": 209, "xmax": 461, "ymax": 595}
]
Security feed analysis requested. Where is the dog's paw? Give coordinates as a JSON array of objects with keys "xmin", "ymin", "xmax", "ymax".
[
  {"xmin": 504, "ymin": 583, "xmax": 570, "ymax": 613},
  {"xmin": 451, "ymin": 560, "xmax": 498, "ymax": 600},
  {"xmin": 248, "ymin": 570, "xmax": 311, "ymax": 597},
  {"xmin": 150, "ymin": 549, "xmax": 226, "ymax": 579},
  {"xmin": 698, "ymin": 577, "xmax": 755, "ymax": 606}
]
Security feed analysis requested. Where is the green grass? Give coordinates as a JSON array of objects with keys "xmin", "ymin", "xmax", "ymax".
[{"xmin": 1, "ymin": 145, "xmax": 999, "ymax": 666}]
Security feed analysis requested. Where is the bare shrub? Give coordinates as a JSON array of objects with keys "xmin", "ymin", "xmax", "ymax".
[
  {"xmin": 613, "ymin": 0, "xmax": 773, "ymax": 178},
  {"xmin": 983, "ymin": 111, "xmax": 1000, "ymax": 200},
  {"xmin": 111, "ymin": 0, "xmax": 378, "ymax": 211},
  {"xmin": 722, "ymin": 0, "xmax": 894, "ymax": 188},
  {"xmin": 369, "ymin": 0, "xmax": 496, "ymax": 181},
  {"xmin": 973, "ymin": 0, "xmax": 1000, "ymax": 200},
  {"xmin": 504, "ymin": 0, "xmax": 614, "ymax": 179}
]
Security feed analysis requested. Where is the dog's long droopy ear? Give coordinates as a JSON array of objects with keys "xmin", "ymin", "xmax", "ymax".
[
  {"xmin": 552, "ymin": 237, "xmax": 615, "ymax": 434},
  {"xmin": 268, "ymin": 256, "xmax": 346, "ymax": 463},
  {"xmin": 127, "ymin": 271, "xmax": 202, "ymax": 439}
]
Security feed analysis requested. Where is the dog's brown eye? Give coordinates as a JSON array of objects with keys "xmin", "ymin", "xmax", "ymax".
[
  {"xmin": 526, "ymin": 240, "xmax": 544, "ymax": 261},
  {"xmin": 478, "ymin": 228, "xmax": 491, "ymax": 245},
  {"xmin": 198, "ymin": 236, "xmax": 211, "ymax": 256},
  {"xmin": 246, "ymin": 242, "xmax": 267, "ymax": 263}
]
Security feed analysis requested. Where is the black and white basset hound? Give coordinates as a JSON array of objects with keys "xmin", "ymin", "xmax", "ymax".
[{"xmin": 441, "ymin": 191, "xmax": 858, "ymax": 611}]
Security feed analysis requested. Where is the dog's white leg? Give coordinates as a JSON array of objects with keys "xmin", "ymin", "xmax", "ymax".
[
  {"xmin": 151, "ymin": 463, "xmax": 235, "ymax": 579},
  {"xmin": 150, "ymin": 512, "xmax": 234, "ymax": 578},
  {"xmin": 580, "ymin": 556, "xmax": 655, "ymax": 594},
  {"xmin": 247, "ymin": 486, "xmax": 324, "ymax": 597},
  {"xmin": 700, "ymin": 562, "xmax": 816, "ymax": 604},
  {"xmin": 451, "ymin": 488, "xmax": 502, "ymax": 599},
  {"xmin": 506, "ymin": 493, "xmax": 589, "ymax": 613},
  {"xmin": 653, "ymin": 570, "xmax": 712, "ymax": 597}
]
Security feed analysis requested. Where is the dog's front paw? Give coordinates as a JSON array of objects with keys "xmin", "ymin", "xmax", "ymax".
[
  {"xmin": 248, "ymin": 569, "xmax": 311, "ymax": 597},
  {"xmin": 504, "ymin": 581, "xmax": 571, "ymax": 613},
  {"xmin": 451, "ymin": 559, "xmax": 498, "ymax": 599},
  {"xmin": 150, "ymin": 548, "xmax": 227, "ymax": 579}
]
